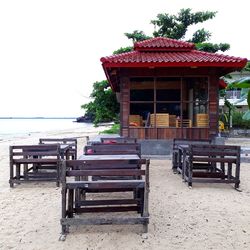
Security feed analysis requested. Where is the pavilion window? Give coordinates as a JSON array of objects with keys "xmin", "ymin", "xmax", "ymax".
[
  {"xmin": 182, "ymin": 77, "xmax": 209, "ymax": 127},
  {"xmin": 129, "ymin": 76, "xmax": 209, "ymax": 128},
  {"xmin": 129, "ymin": 77, "xmax": 154, "ymax": 127}
]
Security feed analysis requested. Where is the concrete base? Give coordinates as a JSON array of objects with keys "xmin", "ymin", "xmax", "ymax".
[{"xmin": 138, "ymin": 139, "xmax": 173, "ymax": 155}]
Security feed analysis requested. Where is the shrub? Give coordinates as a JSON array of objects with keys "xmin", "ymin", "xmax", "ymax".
[{"xmin": 232, "ymin": 111, "xmax": 250, "ymax": 129}]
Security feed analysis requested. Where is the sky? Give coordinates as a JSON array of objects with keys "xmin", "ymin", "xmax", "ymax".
[{"xmin": 0, "ymin": 0, "xmax": 249, "ymax": 117}]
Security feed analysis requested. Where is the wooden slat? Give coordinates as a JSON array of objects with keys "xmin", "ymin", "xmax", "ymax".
[
  {"xmin": 61, "ymin": 217, "xmax": 149, "ymax": 226},
  {"xmin": 74, "ymin": 206, "xmax": 139, "ymax": 213},
  {"xmin": 66, "ymin": 169, "xmax": 145, "ymax": 177},
  {"xmin": 76, "ymin": 199, "xmax": 138, "ymax": 206}
]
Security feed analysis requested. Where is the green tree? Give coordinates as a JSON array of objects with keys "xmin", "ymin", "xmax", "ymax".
[
  {"xmin": 81, "ymin": 80, "xmax": 119, "ymax": 125},
  {"xmin": 120, "ymin": 8, "xmax": 229, "ymax": 53},
  {"xmin": 124, "ymin": 30, "xmax": 151, "ymax": 43},
  {"xmin": 151, "ymin": 9, "xmax": 216, "ymax": 39}
]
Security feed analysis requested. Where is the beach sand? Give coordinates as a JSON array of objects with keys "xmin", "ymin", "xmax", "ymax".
[{"xmin": 1, "ymin": 129, "xmax": 250, "ymax": 250}]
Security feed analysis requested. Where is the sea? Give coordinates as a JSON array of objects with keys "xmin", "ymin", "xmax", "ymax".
[{"xmin": 0, "ymin": 118, "xmax": 94, "ymax": 140}]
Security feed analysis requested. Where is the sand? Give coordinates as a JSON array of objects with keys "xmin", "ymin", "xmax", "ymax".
[{"xmin": 1, "ymin": 129, "xmax": 250, "ymax": 250}]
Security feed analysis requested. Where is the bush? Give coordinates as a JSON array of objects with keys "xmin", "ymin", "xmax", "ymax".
[
  {"xmin": 232, "ymin": 111, "xmax": 250, "ymax": 129},
  {"xmin": 99, "ymin": 124, "xmax": 120, "ymax": 134}
]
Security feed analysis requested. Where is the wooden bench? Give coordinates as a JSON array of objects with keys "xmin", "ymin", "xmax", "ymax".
[
  {"xmin": 9, "ymin": 144, "xmax": 61, "ymax": 187},
  {"xmin": 60, "ymin": 158, "xmax": 150, "ymax": 239},
  {"xmin": 184, "ymin": 144, "xmax": 241, "ymax": 189},
  {"xmin": 84, "ymin": 143, "xmax": 141, "ymax": 157},
  {"xmin": 39, "ymin": 138, "xmax": 77, "ymax": 159},
  {"xmin": 101, "ymin": 137, "xmax": 137, "ymax": 143},
  {"xmin": 172, "ymin": 138, "xmax": 212, "ymax": 174}
]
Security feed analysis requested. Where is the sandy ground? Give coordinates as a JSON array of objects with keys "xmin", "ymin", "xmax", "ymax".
[{"xmin": 1, "ymin": 130, "xmax": 250, "ymax": 250}]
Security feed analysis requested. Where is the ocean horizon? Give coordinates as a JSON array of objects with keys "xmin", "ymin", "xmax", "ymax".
[{"xmin": 0, "ymin": 118, "xmax": 93, "ymax": 140}]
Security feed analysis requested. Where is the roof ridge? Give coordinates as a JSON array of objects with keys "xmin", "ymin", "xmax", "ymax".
[{"xmin": 134, "ymin": 37, "xmax": 195, "ymax": 51}]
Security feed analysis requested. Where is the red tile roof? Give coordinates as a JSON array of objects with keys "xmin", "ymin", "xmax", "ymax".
[
  {"xmin": 101, "ymin": 37, "xmax": 247, "ymax": 91},
  {"xmin": 101, "ymin": 50, "xmax": 246, "ymax": 67},
  {"xmin": 100, "ymin": 37, "xmax": 247, "ymax": 68},
  {"xmin": 134, "ymin": 37, "xmax": 195, "ymax": 51}
]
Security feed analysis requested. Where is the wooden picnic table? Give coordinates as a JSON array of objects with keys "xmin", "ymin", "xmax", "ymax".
[
  {"xmin": 183, "ymin": 144, "xmax": 241, "ymax": 189},
  {"xmin": 60, "ymin": 158, "xmax": 150, "ymax": 239},
  {"xmin": 9, "ymin": 144, "xmax": 62, "ymax": 187}
]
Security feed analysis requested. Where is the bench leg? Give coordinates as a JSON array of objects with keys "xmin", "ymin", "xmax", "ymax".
[
  {"xmin": 234, "ymin": 161, "xmax": 240, "ymax": 189},
  {"xmin": 9, "ymin": 163, "xmax": 14, "ymax": 188},
  {"xmin": 172, "ymin": 152, "xmax": 178, "ymax": 172},
  {"xmin": 60, "ymin": 187, "xmax": 69, "ymax": 240},
  {"xmin": 56, "ymin": 163, "xmax": 60, "ymax": 187},
  {"xmin": 143, "ymin": 223, "xmax": 148, "ymax": 233},
  {"xmin": 68, "ymin": 189, "xmax": 74, "ymax": 218},
  {"xmin": 16, "ymin": 163, "xmax": 21, "ymax": 183},
  {"xmin": 187, "ymin": 161, "xmax": 192, "ymax": 188}
]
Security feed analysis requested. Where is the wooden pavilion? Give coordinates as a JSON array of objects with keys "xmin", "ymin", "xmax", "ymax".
[{"xmin": 101, "ymin": 37, "xmax": 247, "ymax": 140}]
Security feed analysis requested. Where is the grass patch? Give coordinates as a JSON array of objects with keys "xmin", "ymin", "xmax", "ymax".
[{"xmin": 99, "ymin": 123, "xmax": 120, "ymax": 134}]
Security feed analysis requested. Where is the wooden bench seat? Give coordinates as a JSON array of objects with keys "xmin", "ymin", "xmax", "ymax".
[
  {"xmin": 9, "ymin": 144, "xmax": 61, "ymax": 187},
  {"xmin": 184, "ymin": 144, "xmax": 241, "ymax": 189},
  {"xmin": 60, "ymin": 158, "xmax": 149, "ymax": 239}
]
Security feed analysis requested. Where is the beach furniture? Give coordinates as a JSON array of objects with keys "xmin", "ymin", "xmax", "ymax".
[
  {"xmin": 172, "ymin": 138, "xmax": 212, "ymax": 175},
  {"xmin": 39, "ymin": 137, "xmax": 77, "ymax": 159},
  {"xmin": 84, "ymin": 143, "xmax": 141, "ymax": 157},
  {"xmin": 9, "ymin": 144, "xmax": 61, "ymax": 187},
  {"xmin": 60, "ymin": 158, "xmax": 149, "ymax": 239},
  {"xmin": 184, "ymin": 144, "xmax": 241, "ymax": 189},
  {"xmin": 100, "ymin": 137, "xmax": 137, "ymax": 144}
]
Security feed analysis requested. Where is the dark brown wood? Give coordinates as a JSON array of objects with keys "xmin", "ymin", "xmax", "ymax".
[
  {"xmin": 183, "ymin": 144, "xmax": 241, "ymax": 189},
  {"xmin": 101, "ymin": 137, "xmax": 137, "ymax": 143},
  {"xmin": 117, "ymin": 69, "xmax": 221, "ymax": 140},
  {"xmin": 84, "ymin": 143, "xmax": 141, "ymax": 156},
  {"xmin": 172, "ymin": 138, "xmax": 212, "ymax": 174},
  {"xmin": 39, "ymin": 138, "xmax": 77, "ymax": 159},
  {"xmin": 9, "ymin": 144, "xmax": 61, "ymax": 187},
  {"xmin": 60, "ymin": 158, "xmax": 150, "ymax": 238}
]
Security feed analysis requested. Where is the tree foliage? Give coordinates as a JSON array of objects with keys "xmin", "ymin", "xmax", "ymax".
[
  {"xmin": 195, "ymin": 42, "xmax": 230, "ymax": 53},
  {"xmin": 81, "ymin": 80, "xmax": 119, "ymax": 125},
  {"xmin": 120, "ymin": 8, "xmax": 229, "ymax": 53},
  {"xmin": 151, "ymin": 9, "xmax": 216, "ymax": 40},
  {"xmin": 124, "ymin": 30, "xmax": 151, "ymax": 43},
  {"xmin": 113, "ymin": 46, "xmax": 133, "ymax": 55}
]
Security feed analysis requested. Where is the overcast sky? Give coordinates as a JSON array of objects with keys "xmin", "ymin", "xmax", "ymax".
[{"xmin": 0, "ymin": 0, "xmax": 249, "ymax": 117}]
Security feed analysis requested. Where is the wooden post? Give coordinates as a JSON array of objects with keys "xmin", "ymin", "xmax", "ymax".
[
  {"xmin": 61, "ymin": 161, "xmax": 67, "ymax": 234},
  {"xmin": 9, "ymin": 146, "xmax": 14, "ymax": 187},
  {"xmin": 142, "ymin": 159, "xmax": 150, "ymax": 233}
]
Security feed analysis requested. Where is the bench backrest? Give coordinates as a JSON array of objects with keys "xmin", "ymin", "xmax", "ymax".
[
  {"xmin": 39, "ymin": 138, "xmax": 77, "ymax": 158},
  {"xmin": 100, "ymin": 137, "xmax": 137, "ymax": 144},
  {"xmin": 84, "ymin": 143, "xmax": 141, "ymax": 156},
  {"xmin": 10, "ymin": 144, "xmax": 60, "ymax": 161},
  {"xmin": 189, "ymin": 144, "xmax": 241, "ymax": 163},
  {"xmin": 173, "ymin": 138, "xmax": 212, "ymax": 150},
  {"xmin": 61, "ymin": 159, "xmax": 149, "ymax": 183}
]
